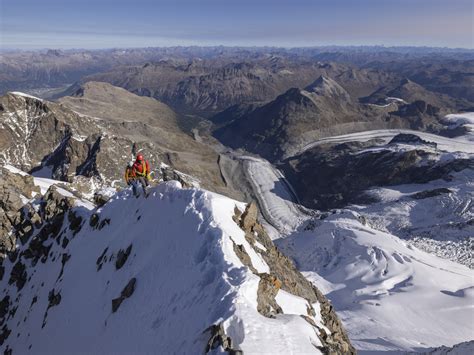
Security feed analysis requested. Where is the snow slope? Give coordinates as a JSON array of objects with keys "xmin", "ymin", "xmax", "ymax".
[
  {"xmin": 238, "ymin": 130, "xmax": 474, "ymax": 353},
  {"xmin": 1, "ymin": 178, "xmax": 329, "ymax": 354},
  {"xmin": 359, "ymin": 169, "xmax": 474, "ymax": 268},
  {"xmin": 278, "ymin": 212, "xmax": 473, "ymax": 353}
]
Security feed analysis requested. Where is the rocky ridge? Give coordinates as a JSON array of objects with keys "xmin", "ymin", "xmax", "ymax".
[{"xmin": 0, "ymin": 168, "xmax": 355, "ymax": 353}]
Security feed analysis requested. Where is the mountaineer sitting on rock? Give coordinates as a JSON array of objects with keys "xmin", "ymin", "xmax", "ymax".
[{"xmin": 124, "ymin": 154, "xmax": 151, "ymax": 197}]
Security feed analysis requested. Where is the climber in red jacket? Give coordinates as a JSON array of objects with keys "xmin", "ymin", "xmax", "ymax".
[{"xmin": 127, "ymin": 153, "xmax": 151, "ymax": 197}]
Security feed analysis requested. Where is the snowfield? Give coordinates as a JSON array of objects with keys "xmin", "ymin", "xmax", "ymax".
[
  {"xmin": 278, "ymin": 212, "xmax": 473, "ymax": 353},
  {"xmin": 359, "ymin": 169, "xmax": 474, "ymax": 268},
  {"xmin": 1, "ymin": 177, "xmax": 330, "ymax": 354},
  {"xmin": 238, "ymin": 129, "xmax": 474, "ymax": 353},
  {"xmin": 443, "ymin": 112, "xmax": 474, "ymax": 142}
]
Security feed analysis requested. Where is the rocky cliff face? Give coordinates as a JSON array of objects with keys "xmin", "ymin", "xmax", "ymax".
[
  {"xmin": 0, "ymin": 167, "xmax": 40, "ymax": 255},
  {"xmin": 0, "ymin": 86, "xmax": 229, "ymax": 197},
  {"xmin": 0, "ymin": 91, "xmax": 133, "ymax": 182}
]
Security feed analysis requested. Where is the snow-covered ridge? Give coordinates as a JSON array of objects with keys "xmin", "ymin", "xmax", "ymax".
[
  {"xmin": 422, "ymin": 340, "xmax": 474, "ymax": 355},
  {"xmin": 0, "ymin": 173, "xmax": 350, "ymax": 354}
]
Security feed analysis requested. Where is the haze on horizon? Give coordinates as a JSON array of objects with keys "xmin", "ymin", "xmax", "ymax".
[{"xmin": 1, "ymin": 0, "xmax": 473, "ymax": 50}]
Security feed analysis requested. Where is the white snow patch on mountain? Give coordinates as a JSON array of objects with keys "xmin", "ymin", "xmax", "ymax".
[
  {"xmin": 443, "ymin": 112, "xmax": 474, "ymax": 126},
  {"xmin": 359, "ymin": 169, "xmax": 474, "ymax": 267},
  {"xmin": 443, "ymin": 112, "xmax": 474, "ymax": 142},
  {"xmin": 386, "ymin": 97, "xmax": 407, "ymax": 104},
  {"xmin": 4, "ymin": 164, "xmax": 28, "ymax": 176},
  {"xmin": 9, "ymin": 91, "xmax": 43, "ymax": 101}
]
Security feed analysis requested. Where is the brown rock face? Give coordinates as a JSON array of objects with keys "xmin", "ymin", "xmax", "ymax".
[
  {"xmin": 0, "ymin": 168, "xmax": 40, "ymax": 254},
  {"xmin": 256, "ymin": 273, "xmax": 283, "ymax": 317},
  {"xmin": 42, "ymin": 186, "xmax": 75, "ymax": 222},
  {"xmin": 239, "ymin": 201, "xmax": 258, "ymax": 231}
]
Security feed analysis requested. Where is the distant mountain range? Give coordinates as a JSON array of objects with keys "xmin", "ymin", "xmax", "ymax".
[{"xmin": 2, "ymin": 47, "xmax": 473, "ymax": 111}]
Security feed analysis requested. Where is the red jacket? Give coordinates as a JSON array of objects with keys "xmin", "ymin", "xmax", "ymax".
[{"xmin": 132, "ymin": 160, "xmax": 150, "ymax": 178}]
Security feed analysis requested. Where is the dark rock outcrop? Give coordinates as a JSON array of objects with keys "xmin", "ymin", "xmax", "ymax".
[
  {"xmin": 115, "ymin": 245, "xmax": 133, "ymax": 270},
  {"xmin": 8, "ymin": 261, "xmax": 27, "ymax": 291},
  {"xmin": 112, "ymin": 278, "xmax": 136, "ymax": 313},
  {"xmin": 411, "ymin": 188, "xmax": 453, "ymax": 200},
  {"xmin": 47, "ymin": 289, "xmax": 62, "ymax": 308},
  {"xmin": 93, "ymin": 191, "xmax": 112, "ymax": 207},
  {"xmin": 96, "ymin": 247, "xmax": 109, "ymax": 271},
  {"xmin": 389, "ymin": 133, "xmax": 437, "ymax": 147},
  {"xmin": 42, "ymin": 186, "xmax": 75, "ymax": 222},
  {"xmin": 204, "ymin": 323, "xmax": 243, "ymax": 355},
  {"xmin": 159, "ymin": 166, "xmax": 196, "ymax": 188}
]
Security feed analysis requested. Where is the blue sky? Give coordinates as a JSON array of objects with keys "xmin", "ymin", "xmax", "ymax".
[{"xmin": 1, "ymin": 0, "xmax": 473, "ymax": 49}]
